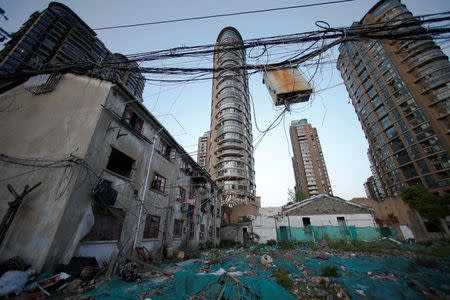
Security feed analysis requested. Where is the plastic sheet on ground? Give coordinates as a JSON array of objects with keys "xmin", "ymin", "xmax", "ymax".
[{"xmin": 88, "ymin": 246, "xmax": 450, "ymax": 300}]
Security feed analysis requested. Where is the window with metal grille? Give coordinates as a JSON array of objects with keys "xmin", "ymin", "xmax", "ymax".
[{"xmin": 143, "ymin": 215, "xmax": 160, "ymax": 239}]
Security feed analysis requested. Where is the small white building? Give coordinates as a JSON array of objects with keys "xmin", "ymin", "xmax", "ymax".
[
  {"xmin": 252, "ymin": 207, "xmax": 281, "ymax": 243},
  {"xmin": 252, "ymin": 195, "xmax": 382, "ymax": 242}
]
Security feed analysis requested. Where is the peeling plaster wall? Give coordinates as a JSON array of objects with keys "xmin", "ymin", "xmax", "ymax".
[{"xmin": 0, "ymin": 74, "xmax": 111, "ymax": 271}]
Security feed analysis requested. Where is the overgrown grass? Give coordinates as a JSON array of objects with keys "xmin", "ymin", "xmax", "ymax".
[
  {"xmin": 219, "ymin": 239, "xmax": 242, "ymax": 249},
  {"xmin": 326, "ymin": 239, "xmax": 400, "ymax": 253},
  {"xmin": 274, "ymin": 271, "xmax": 293, "ymax": 288},
  {"xmin": 266, "ymin": 239, "xmax": 277, "ymax": 246},
  {"xmin": 278, "ymin": 240, "xmax": 296, "ymax": 250},
  {"xmin": 321, "ymin": 265, "xmax": 338, "ymax": 277}
]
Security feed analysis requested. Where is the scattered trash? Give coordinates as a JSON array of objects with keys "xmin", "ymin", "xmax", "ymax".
[
  {"xmin": 175, "ymin": 259, "xmax": 201, "ymax": 267},
  {"xmin": 0, "ymin": 269, "xmax": 35, "ymax": 297},
  {"xmin": 388, "ymin": 238, "xmax": 402, "ymax": 245},
  {"xmin": 261, "ymin": 254, "xmax": 273, "ymax": 268}
]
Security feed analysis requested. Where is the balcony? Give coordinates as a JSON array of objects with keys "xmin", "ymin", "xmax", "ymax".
[
  {"xmin": 216, "ymin": 148, "xmax": 244, "ymax": 158},
  {"xmin": 217, "ymin": 112, "xmax": 243, "ymax": 123}
]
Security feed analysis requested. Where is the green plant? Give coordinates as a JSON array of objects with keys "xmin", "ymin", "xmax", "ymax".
[
  {"xmin": 401, "ymin": 185, "xmax": 449, "ymax": 226},
  {"xmin": 321, "ymin": 265, "xmax": 338, "ymax": 277},
  {"xmin": 219, "ymin": 239, "xmax": 241, "ymax": 249},
  {"xmin": 278, "ymin": 240, "xmax": 295, "ymax": 250},
  {"xmin": 266, "ymin": 239, "xmax": 277, "ymax": 246},
  {"xmin": 274, "ymin": 271, "xmax": 293, "ymax": 288}
]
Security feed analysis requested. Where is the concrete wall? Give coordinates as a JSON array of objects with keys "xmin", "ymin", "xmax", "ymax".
[
  {"xmin": 0, "ymin": 74, "xmax": 111, "ymax": 271},
  {"xmin": 351, "ymin": 197, "xmax": 430, "ymax": 241},
  {"xmin": 276, "ymin": 214, "xmax": 377, "ymax": 227},
  {"xmin": 252, "ymin": 207, "xmax": 280, "ymax": 243},
  {"xmin": 0, "ymin": 74, "xmax": 221, "ymax": 271}
]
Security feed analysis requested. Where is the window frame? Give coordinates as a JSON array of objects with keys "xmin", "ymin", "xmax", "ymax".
[
  {"xmin": 151, "ymin": 173, "xmax": 166, "ymax": 193},
  {"xmin": 173, "ymin": 219, "xmax": 183, "ymax": 238},
  {"xmin": 143, "ymin": 215, "xmax": 161, "ymax": 239},
  {"xmin": 122, "ymin": 104, "xmax": 144, "ymax": 133}
]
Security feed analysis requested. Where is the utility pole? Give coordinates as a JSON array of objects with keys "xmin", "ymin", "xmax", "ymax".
[{"xmin": 0, "ymin": 182, "xmax": 41, "ymax": 246}]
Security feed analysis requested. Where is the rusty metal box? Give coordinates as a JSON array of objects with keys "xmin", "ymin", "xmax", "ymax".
[{"xmin": 263, "ymin": 68, "xmax": 312, "ymax": 106}]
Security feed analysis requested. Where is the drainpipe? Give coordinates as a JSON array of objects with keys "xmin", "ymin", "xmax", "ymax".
[{"xmin": 133, "ymin": 127, "xmax": 163, "ymax": 250}]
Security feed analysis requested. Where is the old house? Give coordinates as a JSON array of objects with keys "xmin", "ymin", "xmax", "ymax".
[
  {"xmin": 273, "ymin": 194, "xmax": 386, "ymax": 242},
  {"xmin": 0, "ymin": 72, "xmax": 221, "ymax": 271}
]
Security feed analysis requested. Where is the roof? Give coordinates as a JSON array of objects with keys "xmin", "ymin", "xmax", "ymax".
[{"xmin": 281, "ymin": 194, "xmax": 373, "ymax": 216}]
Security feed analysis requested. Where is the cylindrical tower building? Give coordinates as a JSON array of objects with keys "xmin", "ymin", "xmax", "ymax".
[{"xmin": 209, "ymin": 27, "xmax": 256, "ymax": 206}]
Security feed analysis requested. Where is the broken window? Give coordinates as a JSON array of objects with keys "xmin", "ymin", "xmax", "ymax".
[
  {"xmin": 200, "ymin": 224, "xmax": 205, "ymax": 239},
  {"xmin": 178, "ymin": 187, "xmax": 186, "ymax": 201},
  {"xmin": 83, "ymin": 206, "xmax": 125, "ymax": 241},
  {"xmin": 157, "ymin": 139, "xmax": 171, "ymax": 159},
  {"xmin": 190, "ymin": 222, "xmax": 195, "ymax": 238},
  {"xmin": 106, "ymin": 147, "xmax": 135, "ymax": 178},
  {"xmin": 337, "ymin": 217, "xmax": 346, "ymax": 226},
  {"xmin": 143, "ymin": 215, "xmax": 160, "ymax": 238},
  {"xmin": 173, "ymin": 219, "xmax": 183, "ymax": 238},
  {"xmin": 302, "ymin": 217, "xmax": 311, "ymax": 227},
  {"xmin": 151, "ymin": 173, "xmax": 166, "ymax": 193},
  {"xmin": 122, "ymin": 104, "xmax": 144, "ymax": 133}
]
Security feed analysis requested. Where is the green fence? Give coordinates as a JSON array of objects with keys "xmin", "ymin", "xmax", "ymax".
[{"xmin": 277, "ymin": 225, "xmax": 398, "ymax": 242}]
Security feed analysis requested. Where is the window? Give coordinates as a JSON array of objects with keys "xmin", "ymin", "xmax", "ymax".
[
  {"xmin": 106, "ymin": 147, "xmax": 135, "ymax": 178},
  {"xmin": 216, "ymin": 227, "xmax": 220, "ymax": 238},
  {"xmin": 190, "ymin": 222, "xmax": 195, "ymax": 238},
  {"xmin": 302, "ymin": 217, "xmax": 311, "ymax": 227},
  {"xmin": 83, "ymin": 206, "xmax": 125, "ymax": 241},
  {"xmin": 157, "ymin": 139, "xmax": 171, "ymax": 159},
  {"xmin": 152, "ymin": 173, "xmax": 166, "ymax": 193},
  {"xmin": 200, "ymin": 224, "xmax": 205, "ymax": 239},
  {"xmin": 122, "ymin": 104, "xmax": 144, "ymax": 133},
  {"xmin": 178, "ymin": 186, "xmax": 186, "ymax": 200},
  {"xmin": 173, "ymin": 219, "xmax": 183, "ymax": 238},
  {"xmin": 209, "ymin": 226, "xmax": 213, "ymax": 239},
  {"xmin": 143, "ymin": 215, "xmax": 160, "ymax": 238}
]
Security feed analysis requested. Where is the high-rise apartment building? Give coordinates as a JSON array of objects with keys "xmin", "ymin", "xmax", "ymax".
[
  {"xmin": 205, "ymin": 27, "xmax": 256, "ymax": 207},
  {"xmin": 337, "ymin": 0, "xmax": 449, "ymax": 197},
  {"xmin": 289, "ymin": 119, "xmax": 332, "ymax": 197},
  {"xmin": 0, "ymin": 2, "xmax": 144, "ymax": 98},
  {"xmin": 197, "ymin": 131, "xmax": 211, "ymax": 169}
]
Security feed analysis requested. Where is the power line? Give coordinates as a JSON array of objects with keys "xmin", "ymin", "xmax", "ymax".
[{"xmin": 92, "ymin": 0, "xmax": 356, "ymax": 31}]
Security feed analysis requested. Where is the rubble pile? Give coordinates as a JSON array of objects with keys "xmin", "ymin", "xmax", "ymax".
[{"xmin": 0, "ymin": 240, "xmax": 448, "ymax": 299}]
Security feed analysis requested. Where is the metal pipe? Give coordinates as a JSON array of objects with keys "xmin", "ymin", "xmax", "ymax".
[{"xmin": 133, "ymin": 127, "xmax": 163, "ymax": 250}]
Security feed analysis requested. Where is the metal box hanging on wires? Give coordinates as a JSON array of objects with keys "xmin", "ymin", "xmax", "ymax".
[{"xmin": 263, "ymin": 67, "xmax": 312, "ymax": 106}]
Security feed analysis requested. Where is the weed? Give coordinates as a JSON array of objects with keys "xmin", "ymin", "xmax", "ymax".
[
  {"xmin": 414, "ymin": 256, "xmax": 438, "ymax": 268},
  {"xmin": 321, "ymin": 265, "xmax": 338, "ymax": 277},
  {"xmin": 266, "ymin": 239, "xmax": 277, "ymax": 246},
  {"xmin": 278, "ymin": 240, "xmax": 295, "ymax": 250},
  {"xmin": 274, "ymin": 271, "xmax": 293, "ymax": 288},
  {"xmin": 219, "ymin": 239, "xmax": 241, "ymax": 249}
]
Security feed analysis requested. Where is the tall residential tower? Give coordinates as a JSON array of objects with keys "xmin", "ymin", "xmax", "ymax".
[
  {"xmin": 290, "ymin": 119, "xmax": 332, "ymax": 197},
  {"xmin": 0, "ymin": 2, "xmax": 144, "ymax": 98},
  {"xmin": 337, "ymin": 0, "xmax": 449, "ymax": 197},
  {"xmin": 201, "ymin": 27, "xmax": 256, "ymax": 208}
]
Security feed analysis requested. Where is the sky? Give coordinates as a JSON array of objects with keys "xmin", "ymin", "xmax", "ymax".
[{"xmin": 1, "ymin": 0, "xmax": 449, "ymax": 207}]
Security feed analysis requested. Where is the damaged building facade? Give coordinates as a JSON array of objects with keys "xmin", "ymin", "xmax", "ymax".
[
  {"xmin": 0, "ymin": 2, "xmax": 221, "ymax": 272},
  {"xmin": 0, "ymin": 72, "xmax": 221, "ymax": 272}
]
